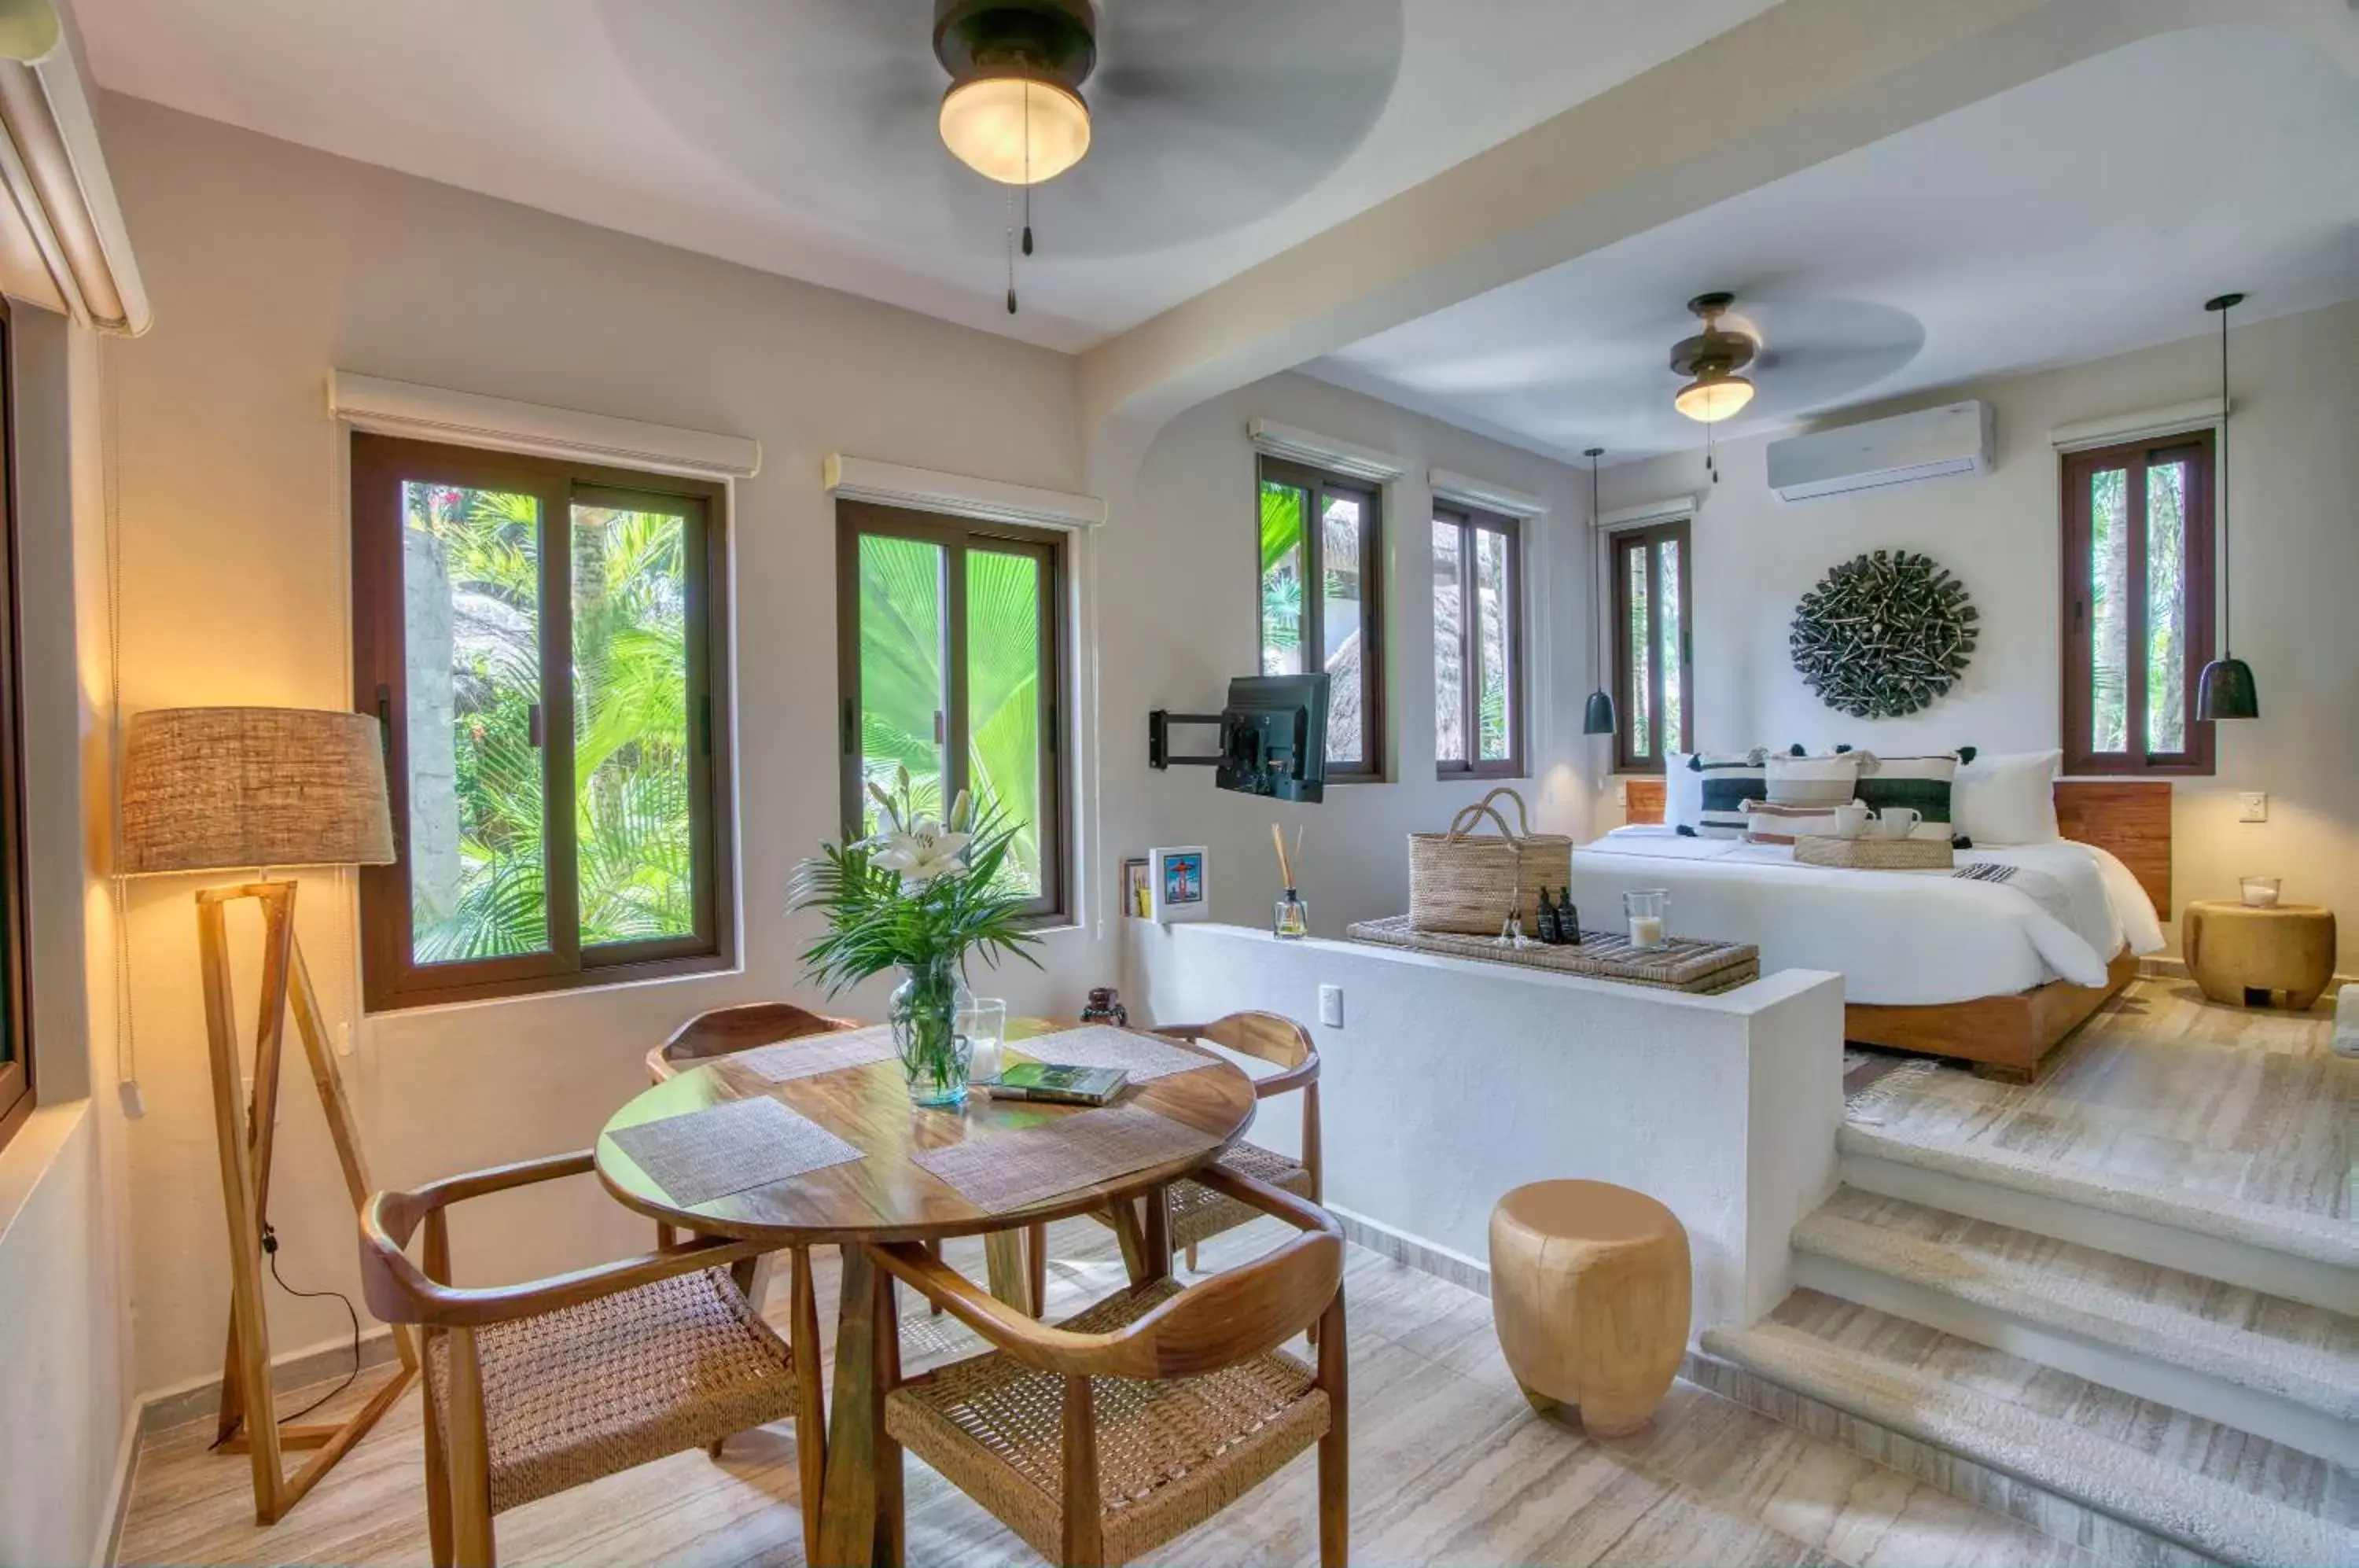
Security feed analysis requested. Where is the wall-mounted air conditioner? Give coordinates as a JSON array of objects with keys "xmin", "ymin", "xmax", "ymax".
[{"xmin": 1766, "ymin": 400, "xmax": 1993, "ymax": 502}]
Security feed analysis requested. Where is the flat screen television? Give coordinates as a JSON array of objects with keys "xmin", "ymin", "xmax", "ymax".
[{"xmin": 1217, "ymin": 674, "xmax": 1328, "ymax": 803}]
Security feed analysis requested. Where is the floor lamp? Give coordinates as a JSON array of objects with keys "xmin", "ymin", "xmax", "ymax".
[{"xmin": 120, "ymin": 705, "xmax": 414, "ymax": 1525}]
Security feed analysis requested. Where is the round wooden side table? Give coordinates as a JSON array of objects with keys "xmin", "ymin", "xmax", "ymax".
[
  {"xmin": 1489, "ymin": 1179, "xmax": 1690, "ymax": 1436},
  {"xmin": 2182, "ymin": 899, "xmax": 2337, "ymax": 1010}
]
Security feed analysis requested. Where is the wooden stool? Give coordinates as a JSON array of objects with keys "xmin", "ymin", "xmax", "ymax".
[
  {"xmin": 1488, "ymin": 1180, "xmax": 1690, "ymax": 1436},
  {"xmin": 2183, "ymin": 900, "xmax": 2337, "ymax": 1010}
]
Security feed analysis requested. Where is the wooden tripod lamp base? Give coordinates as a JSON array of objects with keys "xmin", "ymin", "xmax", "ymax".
[
  {"xmin": 199, "ymin": 879, "xmax": 416, "ymax": 1523},
  {"xmin": 119, "ymin": 705, "xmax": 410, "ymax": 1526}
]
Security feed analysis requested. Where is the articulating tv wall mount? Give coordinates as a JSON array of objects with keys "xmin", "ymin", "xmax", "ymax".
[{"xmin": 1146, "ymin": 709, "xmax": 1225, "ymax": 770}]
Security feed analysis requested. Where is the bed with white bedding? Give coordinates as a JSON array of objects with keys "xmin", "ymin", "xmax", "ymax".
[{"xmin": 1573, "ymin": 827, "xmax": 2166, "ymax": 1007}]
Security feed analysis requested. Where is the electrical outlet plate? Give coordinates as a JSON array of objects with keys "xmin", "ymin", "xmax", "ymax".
[
  {"xmin": 1318, "ymin": 984, "xmax": 1344, "ymax": 1029},
  {"xmin": 2238, "ymin": 792, "xmax": 2269, "ymax": 823}
]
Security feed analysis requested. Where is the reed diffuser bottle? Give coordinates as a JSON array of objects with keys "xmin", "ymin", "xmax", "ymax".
[{"xmin": 1270, "ymin": 823, "xmax": 1309, "ymax": 939}]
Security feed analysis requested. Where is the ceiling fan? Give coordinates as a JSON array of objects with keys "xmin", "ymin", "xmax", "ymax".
[
  {"xmin": 597, "ymin": 1, "xmax": 1403, "ymax": 311},
  {"xmin": 1667, "ymin": 291, "xmax": 1758, "ymax": 423}
]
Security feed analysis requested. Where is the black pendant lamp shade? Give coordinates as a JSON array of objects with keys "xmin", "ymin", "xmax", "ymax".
[
  {"xmin": 2195, "ymin": 293, "xmax": 2258, "ymax": 721},
  {"xmin": 1582, "ymin": 447, "xmax": 1616, "ymax": 735}
]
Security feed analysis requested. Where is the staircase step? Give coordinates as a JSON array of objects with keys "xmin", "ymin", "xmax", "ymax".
[
  {"xmin": 1702, "ymin": 1293, "xmax": 2355, "ymax": 1568},
  {"xmin": 1794, "ymin": 1187, "xmax": 2359, "ymax": 1462},
  {"xmin": 1841, "ymin": 1122, "xmax": 2359, "ymax": 1314}
]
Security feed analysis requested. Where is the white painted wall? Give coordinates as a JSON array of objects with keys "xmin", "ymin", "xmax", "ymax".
[
  {"xmin": 91, "ymin": 95, "xmax": 1605, "ymax": 1400},
  {"xmin": 1129, "ymin": 922, "xmax": 1844, "ymax": 1330},
  {"xmin": 0, "ymin": 311, "xmax": 136, "ymax": 1565},
  {"xmin": 1096, "ymin": 370, "xmax": 1603, "ymax": 938},
  {"xmin": 1597, "ymin": 301, "xmax": 2359, "ymax": 966}
]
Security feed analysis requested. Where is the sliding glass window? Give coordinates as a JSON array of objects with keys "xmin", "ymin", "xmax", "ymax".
[
  {"xmin": 1610, "ymin": 519, "xmax": 1694, "ymax": 774},
  {"xmin": 351, "ymin": 434, "xmax": 733, "ymax": 1010},
  {"xmin": 1433, "ymin": 505, "xmax": 1523, "ymax": 776},
  {"xmin": 2060, "ymin": 431, "xmax": 2215, "ymax": 775},
  {"xmin": 1258, "ymin": 455, "xmax": 1384, "ymax": 779},
  {"xmin": 836, "ymin": 502, "xmax": 1069, "ymax": 920}
]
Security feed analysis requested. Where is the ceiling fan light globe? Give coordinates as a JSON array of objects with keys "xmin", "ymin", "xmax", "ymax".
[
  {"xmin": 939, "ymin": 77, "xmax": 1091, "ymax": 185},
  {"xmin": 1675, "ymin": 373, "xmax": 1754, "ymax": 423}
]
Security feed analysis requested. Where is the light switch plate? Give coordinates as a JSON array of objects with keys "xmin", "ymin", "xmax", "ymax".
[
  {"xmin": 1318, "ymin": 984, "xmax": 1344, "ymax": 1029},
  {"xmin": 2238, "ymin": 792, "xmax": 2269, "ymax": 823}
]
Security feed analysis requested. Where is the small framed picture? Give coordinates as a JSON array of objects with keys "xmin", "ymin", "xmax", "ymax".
[
  {"xmin": 1120, "ymin": 858, "xmax": 1151, "ymax": 919},
  {"xmin": 1148, "ymin": 846, "xmax": 1209, "ymax": 923}
]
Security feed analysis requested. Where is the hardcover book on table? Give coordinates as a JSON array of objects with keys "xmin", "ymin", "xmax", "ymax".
[{"xmin": 981, "ymin": 1062, "xmax": 1130, "ymax": 1105}]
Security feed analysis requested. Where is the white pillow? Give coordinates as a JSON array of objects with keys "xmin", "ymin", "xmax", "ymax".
[
  {"xmin": 1663, "ymin": 751, "xmax": 1705, "ymax": 832},
  {"xmin": 1954, "ymin": 749, "xmax": 2061, "ymax": 844}
]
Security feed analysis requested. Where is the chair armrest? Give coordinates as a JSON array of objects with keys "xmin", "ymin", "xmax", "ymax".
[
  {"xmin": 874, "ymin": 1165, "xmax": 1341, "ymax": 1381},
  {"xmin": 357, "ymin": 1149, "xmax": 767, "ymax": 1329},
  {"xmin": 870, "ymin": 1241, "xmax": 1129, "ymax": 1376},
  {"xmin": 1249, "ymin": 1058, "xmax": 1319, "ymax": 1099},
  {"xmin": 1191, "ymin": 1162, "xmax": 1336, "ymax": 1236}
]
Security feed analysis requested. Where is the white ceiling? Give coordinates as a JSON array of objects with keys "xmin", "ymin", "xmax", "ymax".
[
  {"xmin": 1308, "ymin": 25, "xmax": 2359, "ymax": 466},
  {"xmin": 72, "ymin": 0, "xmax": 1779, "ymax": 353}
]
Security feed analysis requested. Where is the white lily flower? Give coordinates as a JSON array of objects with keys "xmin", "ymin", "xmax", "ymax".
[{"xmin": 870, "ymin": 817, "xmax": 972, "ymax": 889}]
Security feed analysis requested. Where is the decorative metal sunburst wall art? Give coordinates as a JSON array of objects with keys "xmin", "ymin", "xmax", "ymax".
[{"xmin": 1789, "ymin": 549, "xmax": 1978, "ymax": 718}]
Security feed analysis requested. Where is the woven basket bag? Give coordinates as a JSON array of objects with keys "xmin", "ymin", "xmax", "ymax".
[{"xmin": 1408, "ymin": 787, "xmax": 1573, "ymax": 935}]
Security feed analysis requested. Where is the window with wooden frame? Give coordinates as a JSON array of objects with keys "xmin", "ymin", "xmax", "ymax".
[
  {"xmin": 1610, "ymin": 519, "xmax": 1695, "ymax": 775},
  {"xmin": 1432, "ymin": 504, "xmax": 1524, "ymax": 776},
  {"xmin": 836, "ymin": 502, "xmax": 1069, "ymax": 921},
  {"xmin": 0, "ymin": 296, "xmax": 31, "ymax": 1148},
  {"xmin": 351, "ymin": 432, "xmax": 734, "ymax": 1010},
  {"xmin": 1257, "ymin": 455, "xmax": 1384, "ymax": 778},
  {"xmin": 2061, "ymin": 431, "xmax": 2215, "ymax": 776}
]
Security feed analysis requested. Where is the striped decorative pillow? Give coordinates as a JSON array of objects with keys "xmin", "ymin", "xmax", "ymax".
[
  {"xmin": 1766, "ymin": 753, "xmax": 1863, "ymax": 808},
  {"xmin": 1853, "ymin": 752, "xmax": 1959, "ymax": 841},
  {"xmin": 1740, "ymin": 799, "xmax": 1859, "ymax": 845},
  {"xmin": 1689, "ymin": 749, "xmax": 1769, "ymax": 837}
]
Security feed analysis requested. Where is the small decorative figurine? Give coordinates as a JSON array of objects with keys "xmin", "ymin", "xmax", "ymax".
[
  {"xmin": 1533, "ymin": 889, "xmax": 1562, "ymax": 944},
  {"xmin": 1559, "ymin": 887, "xmax": 1581, "ymax": 945},
  {"xmin": 1081, "ymin": 986, "xmax": 1128, "ymax": 1029}
]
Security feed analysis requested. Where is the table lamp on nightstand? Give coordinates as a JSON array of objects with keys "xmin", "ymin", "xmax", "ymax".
[{"xmin": 119, "ymin": 705, "xmax": 413, "ymax": 1525}]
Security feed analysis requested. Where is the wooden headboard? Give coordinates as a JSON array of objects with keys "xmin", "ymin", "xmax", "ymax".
[
  {"xmin": 1616, "ymin": 775, "xmax": 2170, "ymax": 915},
  {"xmin": 2055, "ymin": 781, "xmax": 2171, "ymax": 916}
]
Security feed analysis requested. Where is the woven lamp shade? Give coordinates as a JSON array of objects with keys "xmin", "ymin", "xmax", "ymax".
[{"xmin": 120, "ymin": 706, "xmax": 395, "ymax": 874}]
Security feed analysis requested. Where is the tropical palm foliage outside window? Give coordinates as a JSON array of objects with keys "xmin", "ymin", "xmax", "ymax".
[
  {"xmin": 1258, "ymin": 456, "xmax": 1382, "ymax": 778},
  {"xmin": 2062, "ymin": 431, "xmax": 2215, "ymax": 776},
  {"xmin": 1433, "ymin": 506, "xmax": 1523, "ymax": 775},
  {"xmin": 837, "ymin": 504, "xmax": 1066, "ymax": 918},
  {"xmin": 351, "ymin": 435, "xmax": 730, "ymax": 1010}
]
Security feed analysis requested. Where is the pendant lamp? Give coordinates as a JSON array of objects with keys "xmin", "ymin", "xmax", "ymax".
[
  {"xmin": 1582, "ymin": 447, "xmax": 1616, "ymax": 735},
  {"xmin": 2195, "ymin": 293, "xmax": 2258, "ymax": 721}
]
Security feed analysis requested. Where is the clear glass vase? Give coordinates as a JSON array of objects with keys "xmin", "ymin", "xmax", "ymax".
[{"xmin": 890, "ymin": 956, "xmax": 973, "ymax": 1109}]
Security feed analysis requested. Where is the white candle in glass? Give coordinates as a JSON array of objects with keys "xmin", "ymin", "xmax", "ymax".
[{"xmin": 1629, "ymin": 915, "xmax": 1665, "ymax": 948}]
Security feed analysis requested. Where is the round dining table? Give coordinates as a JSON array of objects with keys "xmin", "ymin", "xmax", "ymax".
[{"xmin": 593, "ymin": 1018, "xmax": 1258, "ymax": 1568}]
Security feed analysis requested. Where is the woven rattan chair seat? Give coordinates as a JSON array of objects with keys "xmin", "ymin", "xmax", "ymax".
[
  {"xmin": 425, "ymin": 1266, "xmax": 799, "ymax": 1515},
  {"xmin": 1166, "ymin": 1143, "xmax": 1312, "ymax": 1252},
  {"xmin": 885, "ymin": 1279, "xmax": 1330, "ymax": 1565}
]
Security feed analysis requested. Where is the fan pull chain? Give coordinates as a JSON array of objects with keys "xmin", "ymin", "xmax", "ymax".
[
  {"xmin": 1706, "ymin": 418, "xmax": 1720, "ymax": 484},
  {"xmin": 1005, "ymin": 186, "xmax": 1018, "ymax": 315},
  {"xmin": 1021, "ymin": 86, "xmax": 1036, "ymax": 257}
]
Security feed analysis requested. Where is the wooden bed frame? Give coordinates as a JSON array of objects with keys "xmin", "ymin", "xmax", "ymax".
[{"xmin": 1617, "ymin": 777, "xmax": 2169, "ymax": 1080}]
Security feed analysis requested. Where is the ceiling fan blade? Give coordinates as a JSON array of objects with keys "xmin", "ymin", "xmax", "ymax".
[{"xmin": 598, "ymin": 0, "xmax": 1407, "ymax": 259}]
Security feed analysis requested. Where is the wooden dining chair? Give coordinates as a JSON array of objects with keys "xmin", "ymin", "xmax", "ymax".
[
  {"xmin": 1145, "ymin": 1012, "xmax": 1322, "ymax": 1272},
  {"xmin": 642, "ymin": 999, "xmax": 858, "ymax": 1084},
  {"xmin": 357, "ymin": 1151, "xmax": 826, "ymax": 1568},
  {"xmin": 870, "ymin": 1167, "xmax": 1348, "ymax": 1567}
]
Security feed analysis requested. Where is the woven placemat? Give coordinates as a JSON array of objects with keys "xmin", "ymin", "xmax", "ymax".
[
  {"xmin": 1346, "ymin": 915, "xmax": 1758, "ymax": 994},
  {"xmin": 607, "ymin": 1095, "xmax": 864, "ymax": 1208},
  {"xmin": 913, "ymin": 1103, "xmax": 1220, "ymax": 1213},
  {"xmin": 737, "ymin": 1025, "xmax": 900, "ymax": 1084},
  {"xmin": 1006, "ymin": 1024, "xmax": 1210, "ymax": 1084}
]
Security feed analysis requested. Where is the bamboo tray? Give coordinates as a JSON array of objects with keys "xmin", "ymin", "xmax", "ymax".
[
  {"xmin": 1792, "ymin": 834, "xmax": 1954, "ymax": 871},
  {"xmin": 1345, "ymin": 915, "xmax": 1758, "ymax": 994}
]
